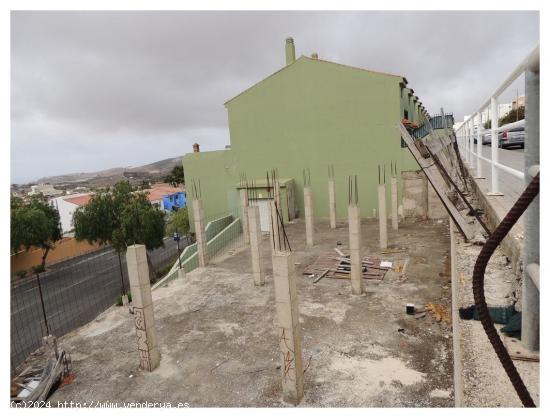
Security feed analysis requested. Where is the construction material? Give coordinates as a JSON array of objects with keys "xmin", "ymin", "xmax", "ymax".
[
  {"xmin": 313, "ymin": 269, "xmax": 329, "ymax": 284},
  {"xmin": 425, "ymin": 302, "xmax": 450, "ymax": 324},
  {"xmin": 11, "ymin": 350, "xmax": 72, "ymax": 403},
  {"xmin": 303, "ymin": 250, "xmax": 391, "ymax": 281},
  {"xmin": 399, "ymin": 123, "xmax": 475, "ymax": 240}
]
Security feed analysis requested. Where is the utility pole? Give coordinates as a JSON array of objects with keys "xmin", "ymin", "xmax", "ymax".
[{"xmin": 173, "ymin": 229, "xmax": 182, "ymax": 270}]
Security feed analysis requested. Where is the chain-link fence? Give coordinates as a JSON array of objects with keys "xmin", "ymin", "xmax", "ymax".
[{"xmin": 10, "ymin": 236, "xmax": 188, "ymax": 373}]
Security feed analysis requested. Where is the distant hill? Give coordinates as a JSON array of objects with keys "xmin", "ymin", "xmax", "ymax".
[{"xmin": 35, "ymin": 156, "xmax": 183, "ymax": 187}]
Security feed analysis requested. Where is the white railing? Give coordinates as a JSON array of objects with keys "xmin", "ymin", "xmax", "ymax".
[
  {"xmin": 455, "ymin": 44, "xmax": 539, "ymax": 195},
  {"xmin": 456, "ymin": 44, "xmax": 540, "ymax": 353}
]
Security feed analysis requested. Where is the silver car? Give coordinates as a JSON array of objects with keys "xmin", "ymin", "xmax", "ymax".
[{"xmin": 499, "ymin": 128, "xmax": 525, "ymax": 149}]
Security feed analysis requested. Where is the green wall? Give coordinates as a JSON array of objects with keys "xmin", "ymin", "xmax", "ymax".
[{"xmin": 185, "ymin": 55, "xmax": 419, "ymax": 225}]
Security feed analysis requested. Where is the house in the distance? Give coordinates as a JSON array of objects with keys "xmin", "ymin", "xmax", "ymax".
[
  {"xmin": 29, "ymin": 183, "xmax": 64, "ymax": 198},
  {"xmin": 143, "ymin": 183, "xmax": 186, "ymax": 213},
  {"xmin": 49, "ymin": 193, "xmax": 92, "ymax": 235}
]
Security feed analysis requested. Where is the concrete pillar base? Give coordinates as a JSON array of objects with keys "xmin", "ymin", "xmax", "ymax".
[
  {"xmin": 272, "ymin": 251, "xmax": 304, "ymax": 405},
  {"xmin": 328, "ymin": 179, "xmax": 336, "ymax": 229},
  {"xmin": 391, "ymin": 177, "xmax": 398, "ymax": 231},
  {"xmin": 248, "ymin": 205, "xmax": 265, "ymax": 286},
  {"xmin": 378, "ymin": 184, "xmax": 388, "ymax": 250},
  {"xmin": 348, "ymin": 204, "xmax": 364, "ymax": 296},
  {"xmin": 240, "ymin": 188, "xmax": 250, "ymax": 245},
  {"xmin": 304, "ymin": 187, "xmax": 314, "ymax": 247},
  {"xmin": 192, "ymin": 199, "xmax": 209, "ymax": 267},
  {"xmin": 127, "ymin": 244, "xmax": 161, "ymax": 372}
]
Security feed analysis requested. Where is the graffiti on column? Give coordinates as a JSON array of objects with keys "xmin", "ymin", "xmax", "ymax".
[{"xmin": 279, "ymin": 327, "xmax": 296, "ymax": 381}]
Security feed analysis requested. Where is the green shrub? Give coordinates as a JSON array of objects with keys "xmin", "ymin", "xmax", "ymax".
[
  {"xmin": 15, "ymin": 269, "xmax": 28, "ymax": 279},
  {"xmin": 32, "ymin": 264, "xmax": 46, "ymax": 274},
  {"xmin": 115, "ymin": 291, "xmax": 132, "ymax": 306}
]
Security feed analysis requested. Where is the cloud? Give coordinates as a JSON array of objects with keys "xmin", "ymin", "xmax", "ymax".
[{"xmin": 11, "ymin": 10, "xmax": 539, "ymax": 183}]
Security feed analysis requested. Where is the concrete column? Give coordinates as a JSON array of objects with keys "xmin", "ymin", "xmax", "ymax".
[
  {"xmin": 272, "ymin": 251, "xmax": 304, "ymax": 405},
  {"xmin": 378, "ymin": 184, "xmax": 388, "ymax": 249},
  {"xmin": 270, "ymin": 200, "xmax": 281, "ymax": 253},
  {"xmin": 390, "ymin": 176, "xmax": 398, "ymax": 231},
  {"xmin": 348, "ymin": 204, "xmax": 364, "ymax": 295},
  {"xmin": 247, "ymin": 205, "xmax": 265, "ymax": 286},
  {"xmin": 192, "ymin": 199, "xmax": 208, "ymax": 267},
  {"xmin": 328, "ymin": 179, "xmax": 336, "ymax": 229},
  {"xmin": 239, "ymin": 188, "xmax": 250, "ymax": 245},
  {"xmin": 522, "ymin": 68, "xmax": 539, "ymax": 351},
  {"xmin": 126, "ymin": 245, "xmax": 161, "ymax": 372},
  {"xmin": 304, "ymin": 186, "xmax": 314, "ymax": 247}
]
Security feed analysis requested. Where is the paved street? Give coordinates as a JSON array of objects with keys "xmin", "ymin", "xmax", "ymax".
[
  {"xmin": 471, "ymin": 145, "xmax": 526, "ymax": 210},
  {"xmin": 10, "ymin": 237, "xmax": 187, "ymax": 370}
]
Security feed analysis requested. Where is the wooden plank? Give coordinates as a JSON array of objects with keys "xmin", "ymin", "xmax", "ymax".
[{"xmin": 399, "ymin": 123, "xmax": 475, "ymax": 240}]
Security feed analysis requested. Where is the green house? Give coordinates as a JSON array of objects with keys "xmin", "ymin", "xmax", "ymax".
[{"xmin": 183, "ymin": 38, "xmax": 433, "ymax": 229}]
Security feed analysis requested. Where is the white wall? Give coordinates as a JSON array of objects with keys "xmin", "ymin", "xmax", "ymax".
[{"xmin": 49, "ymin": 197, "xmax": 80, "ymax": 234}]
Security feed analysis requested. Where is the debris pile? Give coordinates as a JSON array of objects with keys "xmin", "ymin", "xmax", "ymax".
[{"xmin": 303, "ymin": 249, "xmax": 392, "ymax": 282}]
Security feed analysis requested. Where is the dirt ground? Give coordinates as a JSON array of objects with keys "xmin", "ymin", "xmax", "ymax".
[
  {"xmin": 454, "ymin": 235, "xmax": 540, "ymax": 407},
  {"xmin": 43, "ymin": 217, "xmax": 457, "ymax": 407}
]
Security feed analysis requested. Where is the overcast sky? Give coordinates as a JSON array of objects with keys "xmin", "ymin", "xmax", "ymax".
[{"xmin": 11, "ymin": 11, "xmax": 539, "ymax": 184}]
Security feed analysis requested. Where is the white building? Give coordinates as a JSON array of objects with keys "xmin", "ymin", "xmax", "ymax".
[
  {"xmin": 49, "ymin": 193, "xmax": 92, "ymax": 234},
  {"xmin": 29, "ymin": 183, "xmax": 63, "ymax": 197}
]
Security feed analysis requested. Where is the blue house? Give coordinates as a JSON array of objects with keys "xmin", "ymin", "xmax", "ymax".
[
  {"xmin": 146, "ymin": 184, "xmax": 187, "ymax": 213},
  {"xmin": 162, "ymin": 191, "xmax": 186, "ymax": 212}
]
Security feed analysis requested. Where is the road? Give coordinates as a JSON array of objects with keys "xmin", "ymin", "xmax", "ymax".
[{"xmin": 11, "ymin": 237, "xmax": 187, "ymax": 370}]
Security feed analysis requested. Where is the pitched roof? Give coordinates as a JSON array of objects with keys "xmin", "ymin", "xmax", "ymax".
[
  {"xmin": 224, "ymin": 55, "xmax": 406, "ymax": 106},
  {"xmin": 143, "ymin": 183, "xmax": 183, "ymax": 202},
  {"xmin": 64, "ymin": 194, "xmax": 92, "ymax": 207}
]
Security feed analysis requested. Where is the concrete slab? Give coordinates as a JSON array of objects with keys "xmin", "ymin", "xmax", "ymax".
[{"xmin": 44, "ymin": 219, "xmax": 457, "ymax": 407}]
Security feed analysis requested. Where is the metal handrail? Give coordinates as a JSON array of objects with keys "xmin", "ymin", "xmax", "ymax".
[{"xmin": 455, "ymin": 44, "xmax": 538, "ymax": 194}]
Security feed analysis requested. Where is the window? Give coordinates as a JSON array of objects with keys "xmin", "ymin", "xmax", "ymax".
[{"xmin": 404, "ymin": 110, "xmax": 409, "ymax": 120}]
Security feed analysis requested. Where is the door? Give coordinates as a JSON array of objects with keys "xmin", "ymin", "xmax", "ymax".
[{"xmin": 250, "ymin": 199, "xmax": 271, "ymax": 232}]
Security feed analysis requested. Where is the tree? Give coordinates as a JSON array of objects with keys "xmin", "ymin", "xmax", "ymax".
[
  {"xmin": 483, "ymin": 106, "xmax": 525, "ymax": 129},
  {"xmin": 11, "ymin": 197, "xmax": 62, "ymax": 270},
  {"xmin": 73, "ymin": 181, "xmax": 166, "ymax": 292},
  {"xmin": 166, "ymin": 207, "xmax": 190, "ymax": 237},
  {"xmin": 164, "ymin": 164, "xmax": 185, "ymax": 187}
]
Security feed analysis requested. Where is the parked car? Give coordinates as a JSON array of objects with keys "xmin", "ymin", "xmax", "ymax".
[
  {"xmin": 498, "ymin": 128, "xmax": 525, "ymax": 149},
  {"xmin": 482, "ymin": 132, "xmax": 492, "ymax": 145}
]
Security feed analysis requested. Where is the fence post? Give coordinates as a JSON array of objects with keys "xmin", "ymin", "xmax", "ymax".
[
  {"xmin": 521, "ymin": 66, "xmax": 539, "ymax": 351},
  {"xmin": 488, "ymin": 96, "xmax": 503, "ymax": 195},
  {"xmin": 475, "ymin": 112, "xmax": 484, "ymax": 178}
]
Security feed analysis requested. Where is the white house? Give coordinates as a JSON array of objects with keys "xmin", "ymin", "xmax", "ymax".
[{"xmin": 49, "ymin": 193, "xmax": 92, "ymax": 235}]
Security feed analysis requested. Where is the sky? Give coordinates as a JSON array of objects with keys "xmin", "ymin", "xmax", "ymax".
[{"xmin": 10, "ymin": 10, "xmax": 539, "ymax": 184}]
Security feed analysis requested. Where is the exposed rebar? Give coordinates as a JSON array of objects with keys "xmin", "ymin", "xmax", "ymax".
[{"xmin": 472, "ymin": 173, "xmax": 539, "ymax": 408}]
